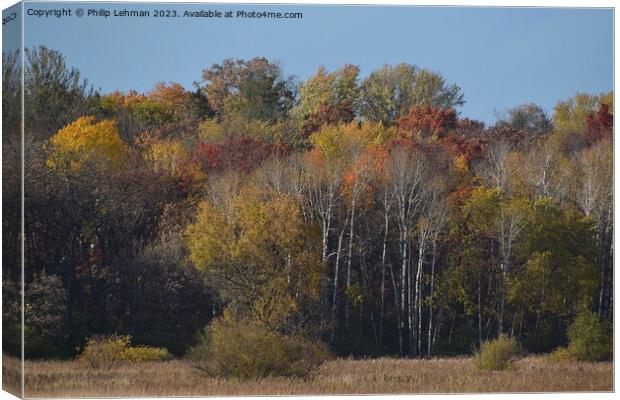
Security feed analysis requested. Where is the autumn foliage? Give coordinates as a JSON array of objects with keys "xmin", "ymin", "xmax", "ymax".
[
  {"xmin": 47, "ymin": 115, "xmax": 128, "ymax": 171},
  {"xmin": 396, "ymin": 105, "xmax": 457, "ymax": 139},
  {"xmin": 192, "ymin": 135, "xmax": 287, "ymax": 174},
  {"xmin": 5, "ymin": 47, "xmax": 613, "ymax": 368}
]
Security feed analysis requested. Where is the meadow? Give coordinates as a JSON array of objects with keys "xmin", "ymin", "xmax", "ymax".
[{"xmin": 3, "ymin": 355, "xmax": 612, "ymax": 397}]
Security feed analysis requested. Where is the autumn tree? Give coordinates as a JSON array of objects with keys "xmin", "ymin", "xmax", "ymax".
[
  {"xmin": 585, "ymin": 103, "xmax": 613, "ymax": 145},
  {"xmin": 553, "ymin": 91, "xmax": 613, "ymax": 136},
  {"xmin": 359, "ymin": 64, "xmax": 464, "ymax": 125},
  {"xmin": 46, "ymin": 116, "xmax": 128, "ymax": 173},
  {"xmin": 574, "ymin": 139, "xmax": 613, "ymax": 320},
  {"xmin": 496, "ymin": 103, "xmax": 552, "ymax": 136},
  {"xmin": 187, "ymin": 184, "xmax": 321, "ymax": 331},
  {"xmin": 292, "ymin": 65, "xmax": 360, "ymax": 136},
  {"xmin": 397, "ymin": 105, "xmax": 457, "ymax": 140},
  {"xmin": 201, "ymin": 57, "xmax": 296, "ymax": 123}
]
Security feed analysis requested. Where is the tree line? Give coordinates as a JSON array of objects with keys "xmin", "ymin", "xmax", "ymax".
[{"xmin": 2, "ymin": 46, "xmax": 613, "ymax": 359}]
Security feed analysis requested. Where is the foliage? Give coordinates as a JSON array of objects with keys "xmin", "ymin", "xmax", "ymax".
[
  {"xmin": 10, "ymin": 46, "xmax": 614, "ymax": 362},
  {"xmin": 46, "ymin": 115, "xmax": 128, "ymax": 172},
  {"xmin": 24, "ymin": 46, "xmax": 95, "ymax": 140},
  {"xmin": 397, "ymin": 105, "xmax": 457, "ymax": 139},
  {"xmin": 292, "ymin": 64, "xmax": 360, "ymax": 134},
  {"xmin": 78, "ymin": 335, "xmax": 132, "ymax": 369},
  {"xmin": 496, "ymin": 103, "xmax": 552, "ymax": 135},
  {"xmin": 201, "ymin": 57, "xmax": 295, "ymax": 123},
  {"xmin": 585, "ymin": 103, "xmax": 613, "ymax": 144},
  {"xmin": 567, "ymin": 310, "xmax": 612, "ymax": 362},
  {"xmin": 193, "ymin": 135, "xmax": 284, "ymax": 174},
  {"xmin": 24, "ymin": 273, "xmax": 67, "ymax": 358},
  {"xmin": 187, "ymin": 312, "xmax": 331, "ymax": 378},
  {"xmin": 474, "ymin": 335, "xmax": 520, "ymax": 371},
  {"xmin": 119, "ymin": 346, "xmax": 173, "ymax": 362},
  {"xmin": 552, "ymin": 91, "xmax": 613, "ymax": 137},
  {"xmin": 186, "ymin": 184, "xmax": 321, "ymax": 329},
  {"xmin": 545, "ymin": 347, "xmax": 575, "ymax": 363},
  {"xmin": 359, "ymin": 63, "xmax": 464, "ymax": 124},
  {"xmin": 78, "ymin": 335, "xmax": 172, "ymax": 368}
]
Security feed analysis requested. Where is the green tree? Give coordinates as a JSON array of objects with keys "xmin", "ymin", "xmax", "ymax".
[
  {"xmin": 359, "ymin": 63, "xmax": 464, "ymax": 125},
  {"xmin": 497, "ymin": 103, "xmax": 552, "ymax": 135},
  {"xmin": 201, "ymin": 58, "xmax": 296, "ymax": 124},
  {"xmin": 509, "ymin": 198, "xmax": 599, "ymax": 351},
  {"xmin": 25, "ymin": 46, "xmax": 95, "ymax": 140},
  {"xmin": 292, "ymin": 64, "xmax": 360, "ymax": 132}
]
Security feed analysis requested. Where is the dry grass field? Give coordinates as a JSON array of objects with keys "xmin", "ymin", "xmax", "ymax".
[{"xmin": 1, "ymin": 355, "xmax": 612, "ymax": 397}]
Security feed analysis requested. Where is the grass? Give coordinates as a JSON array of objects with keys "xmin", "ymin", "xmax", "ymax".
[{"xmin": 6, "ymin": 354, "xmax": 611, "ymax": 397}]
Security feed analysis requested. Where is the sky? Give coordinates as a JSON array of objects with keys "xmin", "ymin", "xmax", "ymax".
[{"xmin": 9, "ymin": 2, "xmax": 615, "ymax": 123}]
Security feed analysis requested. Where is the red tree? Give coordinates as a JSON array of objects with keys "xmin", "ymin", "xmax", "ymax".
[
  {"xmin": 586, "ymin": 103, "xmax": 613, "ymax": 145},
  {"xmin": 193, "ymin": 136, "xmax": 287, "ymax": 174},
  {"xmin": 396, "ymin": 106, "xmax": 457, "ymax": 139}
]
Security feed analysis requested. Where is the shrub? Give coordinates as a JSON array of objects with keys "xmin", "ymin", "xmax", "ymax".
[
  {"xmin": 78, "ymin": 335, "xmax": 131, "ymax": 369},
  {"xmin": 474, "ymin": 335, "xmax": 520, "ymax": 371},
  {"xmin": 567, "ymin": 310, "xmax": 612, "ymax": 361},
  {"xmin": 120, "ymin": 346, "xmax": 173, "ymax": 362},
  {"xmin": 545, "ymin": 347, "xmax": 575, "ymax": 363},
  {"xmin": 187, "ymin": 313, "xmax": 331, "ymax": 379},
  {"xmin": 78, "ymin": 335, "xmax": 172, "ymax": 368}
]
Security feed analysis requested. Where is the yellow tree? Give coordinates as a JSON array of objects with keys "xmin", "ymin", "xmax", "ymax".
[
  {"xmin": 187, "ymin": 183, "xmax": 321, "ymax": 330},
  {"xmin": 46, "ymin": 115, "xmax": 128, "ymax": 172}
]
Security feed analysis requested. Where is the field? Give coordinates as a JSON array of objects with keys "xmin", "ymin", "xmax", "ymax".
[{"xmin": 3, "ymin": 355, "xmax": 612, "ymax": 397}]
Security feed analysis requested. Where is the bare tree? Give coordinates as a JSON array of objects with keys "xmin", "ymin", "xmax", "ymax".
[
  {"xmin": 384, "ymin": 146, "xmax": 428, "ymax": 355},
  {"xmin": 523, "ymin": 141, "xmax": 568, "ymax": 202}
]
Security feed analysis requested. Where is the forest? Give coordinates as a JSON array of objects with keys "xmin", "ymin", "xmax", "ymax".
[{"xmin": 1, "ymin": 46, "xmax": 613, "ymax": 365}]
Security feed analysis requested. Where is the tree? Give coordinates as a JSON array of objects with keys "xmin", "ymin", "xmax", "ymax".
[
  {"xmin": 292, "ymin": 65, "xmax": 360, "ymax": 134},
  {"xmin": 46, "ymin": 116, "xmax": 128, "ymax": 173},
  {"xmin": 397, "ymin": 105, "xmax": 457, "ymax": 140},
  {"xmin": 521, "ymin": 140, "xmax": 568, "ymax": 202},
  {"xmin": 553, "ymin": 91, "xmax": 613, "ymax": 135},
  {"xmin": 186, "ymin": 184, "xmax": 321, "ymax": 331},
  {"xmin": 384, "ymin": 143, "xmax": 429, "ymax": 355},
  {"xmin": 585, "ymin": 103, "xmax": 613, "ymax": 145},
  {"xmin": 130, "ymin": 229, "xmax": 213, "ymax": 355},
  {"xmin": 575, "ymin": 139, "xmax": 613, "ymax": 320},
  {"xmin": 25, "ymin": 46, "xmax": 95, "ymax": 140},
  {"xmin": 496, "ymin": 103, "xmax": 552, "ymax": 136},
  {"xmin": 192, "ymin": 135, "xmax": 285, "ymax": 175},
  {"xmin": 201, "ymin": 58, "xmax": 296, "ymax": 123},
  {"xmin": 98, "ymin": 90, "xmax": 176, "ymax": 141},
  {"xmin": 148, "ymin": 82, "xmax": 199, "ymax": 122},
  {"xmin": 509, "ymin": 199, "xmax": 598, "ymax": 350},
  {"xmin": 464, "ymin": 187, "xmax": 531, "ymax": 336},
  {"xmin": 360, "ymin": 64, "xmax": 464, "ymax": 125},
  {"xmin": 24, "ymin": 273, "xmax": 67, "ymax": 358}
]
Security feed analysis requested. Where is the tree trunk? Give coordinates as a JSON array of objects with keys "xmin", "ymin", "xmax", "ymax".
[
  {"xmin": 330, "ymin": 226, "xmax": 346, "ymax": 343},
  {"xmin": 345, "ymin": 192, "xmax": 356, "ymax": 329},
  {"xmin": 380, "ymin": 201, "xmax": 389, "ymax": 347},
  {"xmin": 427, "ymin": 238, "xmax": 437, "ymax": 357}
]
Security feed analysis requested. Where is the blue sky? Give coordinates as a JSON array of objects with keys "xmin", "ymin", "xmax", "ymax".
[{"xmin": 15, "ymin": 2, "xmax": 614, "ymax": 123}]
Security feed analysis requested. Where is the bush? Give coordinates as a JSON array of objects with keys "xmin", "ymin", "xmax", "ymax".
[
  {"xmin": 545, "ymin": 346, "xmax": 575, "ymax": 363},
  {"xmin": 567, "ymin": 310, "xmax": 612, "ymax": 361},
  {"xmin": 78, "ymin": 335, "xmax": 130, "ymax": 369},
  {"xmin": 474, "ymin": 335, "xmax": 520, "ymax": 371},
  {"xmin": 78, "ymin": 335, "xmax": 172, "ymax": 368},
  {"xmin": 120, "ymin": 346, "xmax": 173, "ymax": 362},
  {"xmin": 187, "ymin": 313, "xmax": 331, "ymax": 379}
]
